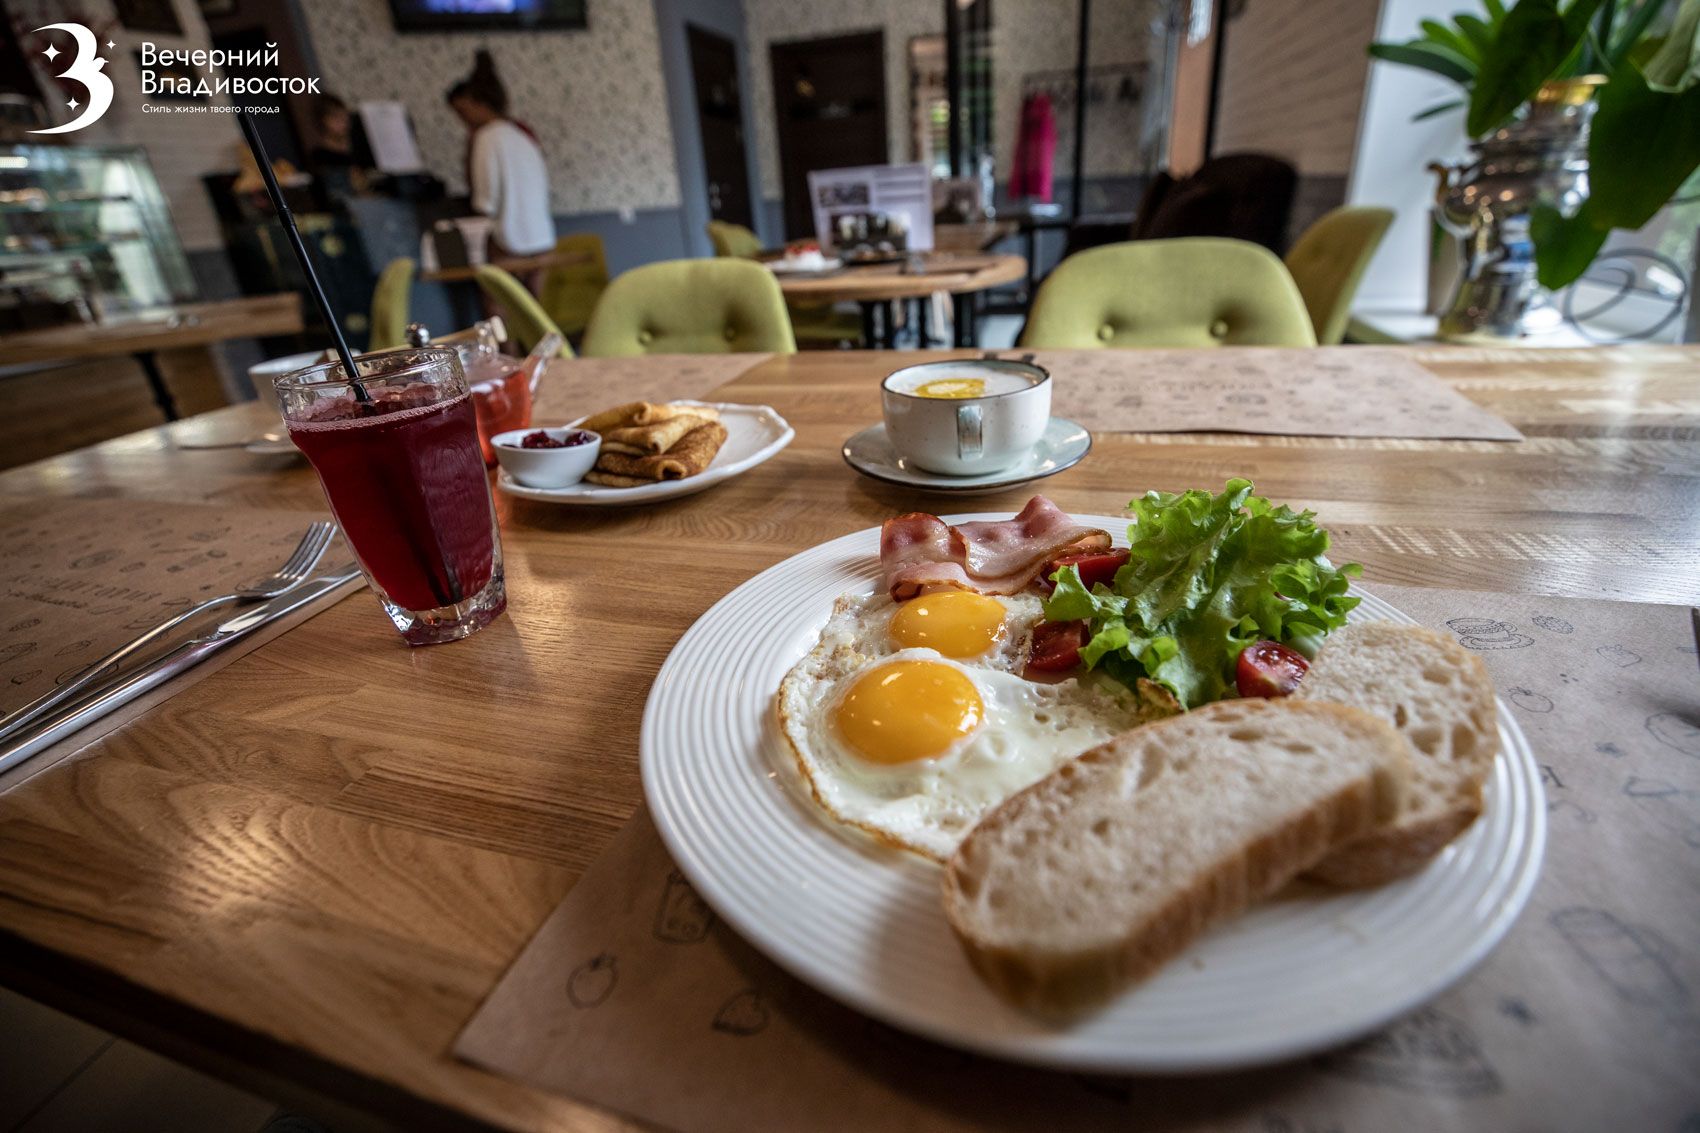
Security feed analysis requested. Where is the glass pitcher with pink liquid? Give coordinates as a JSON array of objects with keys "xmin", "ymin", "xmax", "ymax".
[{"xmin": 407, "ymin": 319, "xmax": 546, "ymax": 466}]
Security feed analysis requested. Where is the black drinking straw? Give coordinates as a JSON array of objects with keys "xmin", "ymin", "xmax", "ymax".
[{"xmin": 236, "ymin": 108, "xmax": 369, "ymax": 403}]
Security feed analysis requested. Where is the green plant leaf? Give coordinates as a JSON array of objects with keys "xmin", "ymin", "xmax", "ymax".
[
  {"xmin": 1456, "ymin": 13, "xmax": 1499, "ymax": 58},
  {"xmin": 1468, "ymin": 0, "xmax": 1607, "ymax": 135},
  {"xmin": 1607, "ymin": 0, "xmax": 1670, "ymax": 66},
  {"xmin": 1369, "ymin": 40, "xmax": 1477, "ymax": 84},
  {"xmin": 1643, "ymin": 0, "xmax": 1700, "ymax": 90},
  {"xmin": 1413, "ymin": 98, "xmax": 1466, "ymax": 120},
  {"xmin": 1423, "ymin": 17, "xmax": 1483, "ymax": 62},
  {"xmin": 1588, "ymin": 64, "xmax": 1700, "ymax": 228},
  {"xmin": 1532, "ymin": 200, "xmax": 1611, "ymax": 288},
  {"xmin": 1485, "ymin": 0, "xmax": 1508, "ymax": 19}
]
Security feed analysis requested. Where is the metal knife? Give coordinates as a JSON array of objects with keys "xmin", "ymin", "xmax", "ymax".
[{"xmin": 0, "ymin": 567, "xmax": 364, "ymax": 776}]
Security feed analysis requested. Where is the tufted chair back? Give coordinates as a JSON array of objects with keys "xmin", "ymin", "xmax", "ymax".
[
  {"xmin": 1283, "ymin": 206, "xmax": 1394, "ymax": 345},
  {"xmin": 368, "ymin": 257, "xmax": 415, "ymax": 350},
  {"xmin": 581, "ymin": 258, "xmax": 797, "ymax": 357},
  {"xmin": 1019, "ymin": 238, "xmax": 1316, "ymax": 350},
  {"xmin": 474, "ymin": 265, "xmax": 575, "ymax": 357},
  {"xmin": 707, "ymin": 220, "xmax": 763, "ymax": 259},
  {"xmin": 537, "ymin": 233, "xmax": 610, "ymax": 337}
]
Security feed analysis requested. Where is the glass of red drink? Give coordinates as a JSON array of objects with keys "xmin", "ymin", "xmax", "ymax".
[{"xmin": 278, "ymin": 347, "xmax": 506, "ymax": 645}]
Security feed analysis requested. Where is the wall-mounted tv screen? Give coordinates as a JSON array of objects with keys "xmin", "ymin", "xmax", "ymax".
[{"xmin": 388, "ymin": 0, "xmax": 587, "ymax": 33}]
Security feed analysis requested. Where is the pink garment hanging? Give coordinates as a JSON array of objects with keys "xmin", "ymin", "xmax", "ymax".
[{"xmin": 1007, "ymin": 92, "xmax": 1057, "ymax": 202}]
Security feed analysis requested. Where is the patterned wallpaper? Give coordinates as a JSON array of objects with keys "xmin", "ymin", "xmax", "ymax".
[
  {"xmin": 741, "ymin": 0, "xmax": 943, "ymax": 202},
  {"xmin": 293, "ymin": 0, "xmax": 682, "ymax": 213}
]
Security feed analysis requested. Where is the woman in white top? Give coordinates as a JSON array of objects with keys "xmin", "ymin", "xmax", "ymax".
[{"xmin": 446, "ymin": 52, "xmax": 554, "ymax": 260}]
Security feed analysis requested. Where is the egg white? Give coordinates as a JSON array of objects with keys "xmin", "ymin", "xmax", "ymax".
[{"xmin": 778, "ymin": 592, "xmax": 1150, "ymax": 860}]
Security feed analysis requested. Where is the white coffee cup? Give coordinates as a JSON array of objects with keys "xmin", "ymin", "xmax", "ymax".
[{"xmin": 880, "ymin": 359, "xmax": 1051, "ymax": 476}]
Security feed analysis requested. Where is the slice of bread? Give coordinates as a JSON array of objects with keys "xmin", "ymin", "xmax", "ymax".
[
  {"xmin": 941, "ymin": 699, "xmax": 1410, "ymax": 1015},
  {"xmin": 1295, "ymin": 622, "xmax": 1498, "ymax": 887}
]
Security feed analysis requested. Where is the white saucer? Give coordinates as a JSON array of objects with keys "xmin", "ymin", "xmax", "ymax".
[{"xmin": 841, "ymin": 417, "xmax": 1091, "ymax": 494}]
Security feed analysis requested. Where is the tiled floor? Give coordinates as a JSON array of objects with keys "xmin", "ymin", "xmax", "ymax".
[{"xmin": 0, "ymin": 988, "xmax": 280, "ymax": 1133}]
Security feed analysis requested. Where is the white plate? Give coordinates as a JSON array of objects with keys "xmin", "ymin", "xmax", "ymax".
[
  {"xmin": 641, "ymin": 515, "xmax": 1547, "ymax": 1073},
  {"xmin": 767, "ymin": 257, "xmax": 843, "ymax": 275},
  {"xmin": 497, "ymin": 401, "xmax": 793, "ymax": 506},
  {"xmin": 841, "ymin": 417, "xmax": 1092, "ymax": 495}
]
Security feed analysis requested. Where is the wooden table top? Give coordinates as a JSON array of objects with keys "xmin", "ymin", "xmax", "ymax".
[
  {"xmin": 773, "ymin": 252, "xmax": 1026, "ymax": 304},
  {"xmin": 421, "ymin": 250, "xmax": 591, "ymax": 284},
  {"xmin": 1, "ymin": 345, "xmax": 1698, "ymax": 1132},
  {"xmin": 2, "ymin": 294, "xmax": 305, "ymax": 366}
]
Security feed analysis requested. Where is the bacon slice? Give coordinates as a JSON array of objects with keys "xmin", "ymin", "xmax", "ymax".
[{"xmin": 880, "ymin": 496, "xmax": 1111, "ymax": 600}]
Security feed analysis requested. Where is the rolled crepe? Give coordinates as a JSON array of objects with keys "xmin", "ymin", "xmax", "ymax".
[
  {"xmin": 594, "ymin": 420, "xmax": 728, "ymax": 481},
  {"xmin": 578, "ymin": 401, "xmax": 720, "ymax": 433},
  {"xmin": 584, "ymin": 470, "xmax": 653, "ymax": 487},
  {"xmin": 601, "ymin": 414, "xmax": 712, "ymax": 454}
]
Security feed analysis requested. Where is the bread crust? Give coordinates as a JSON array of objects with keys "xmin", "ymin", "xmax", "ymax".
[
  {"xmin": 940, "ymin": 700, "xmax": 1410, "ymax": 1015},
  {"xmin": 1297, "ymin": 622, "xmax": 1499, "ymax": 886}
]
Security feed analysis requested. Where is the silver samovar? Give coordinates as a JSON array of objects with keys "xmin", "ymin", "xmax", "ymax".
[{"xmin": 1431, "ymin": 77, "xmax": 1604, "ymax": 340}]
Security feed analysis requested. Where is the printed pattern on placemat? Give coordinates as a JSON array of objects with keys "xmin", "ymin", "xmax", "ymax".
[
  {"xmin": 455, "ymin": 587, "xmax": 1698, "ymax": 1132},
  {"xmin": 531, "ymin": 354, "xmax": 773, "ymax": 424},
  {"xmin": 0, "ymin": 497, "xmax": 339, "ymax": 714},
  {"xmin": 997, "ymin": 347, "xmax": 1524, "ymax": 441}
]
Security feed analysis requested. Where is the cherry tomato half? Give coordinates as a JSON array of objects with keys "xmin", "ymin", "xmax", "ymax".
[
  {"xmin": 1235, "ymin": 640, "xmax": 1310, "ymax": 698},
  {"xmin": 1025, "ymin": 619, "xmax": 1090, "ymax": 676},
  {"xmin": 1044, "ymin": 548, "xmax": 1131, "ymax": 592}
]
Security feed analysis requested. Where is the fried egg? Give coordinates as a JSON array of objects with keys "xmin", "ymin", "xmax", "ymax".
[{"xmin": 777, "ymin": 590, "xmax": 1149, "ymax": 860}]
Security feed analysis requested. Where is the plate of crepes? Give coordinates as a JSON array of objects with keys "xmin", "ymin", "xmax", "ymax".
[
  {"xmin": 497, "ymin": 400, "xmax": 792, "ymax": 505},
  {"xmin": 642, "ymin": 482, "xmax": 1545, "ymax": 1072}
]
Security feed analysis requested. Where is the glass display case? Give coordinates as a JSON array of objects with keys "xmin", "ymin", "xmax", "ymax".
[{"xmin": 0, "ymin": 143, "xmax": 196, "ymax": 331}]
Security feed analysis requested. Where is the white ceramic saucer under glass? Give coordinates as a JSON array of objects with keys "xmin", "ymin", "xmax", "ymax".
[
  {"xmin": 640, "ymin": 515, "xmax": 1547, "ymax": 1073},
  {"xmin": 841, "ymin": 417, "xmax": 1092, "ymax": 495}
]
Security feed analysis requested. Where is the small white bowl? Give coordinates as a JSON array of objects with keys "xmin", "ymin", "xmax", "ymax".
[{"xmin": 492, "ymin": 427, "xmax": 602, "ymax": 488}]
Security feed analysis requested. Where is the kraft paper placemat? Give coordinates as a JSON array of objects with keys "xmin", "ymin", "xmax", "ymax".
[
  {"xmin": 991, "ymin": 347, "xmax": 1524, "ymax": 441},
  {"xmin": 0, "ymin": 496, "xmax": 343, "ymax": 715},
  {"xmin": 532, "ymin": 354, "xmax": 773, "ymax": 423},
  {"xmin": 457, "ymin": 585, "xmax": 1698, "ymax": 1131}
]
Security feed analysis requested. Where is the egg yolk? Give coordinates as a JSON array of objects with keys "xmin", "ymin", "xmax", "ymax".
[
  {"xmin": 835, "ymin": 660, "xmax": 984, "ymax": 764},
  {"xmin": 888, "ymin": 590, "xmax": 1007, "ymax": 658}
]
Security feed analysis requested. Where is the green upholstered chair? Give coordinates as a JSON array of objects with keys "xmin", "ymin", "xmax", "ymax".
[
  {"xmin": 581, "ymin": 258, "xmax": 797, "ymax": 357},
  {"xmin": 1283, "ymin": 206, "xmax": 1395, "ymax": 345},
  {"xmin": 368, "ymin": 257, "xmax": 414, "ymax": 350},
  {"xmin": 707, "ymin": 220, "xmax": 764, "ymax": 259},
  {"xmin": 537, "ymin": 233, "xmax": 609, "ymax": 338},
  {"xmin": 1019, "ymin": 238, "xmax": 1317, "ymax": 350},
  {"xmin": 474, "ymin": 265, "xmax": 574, "ymax": 357},
  {"xmin": 706, "ymin": 221, "xmax": 859, "ymax": 348}
]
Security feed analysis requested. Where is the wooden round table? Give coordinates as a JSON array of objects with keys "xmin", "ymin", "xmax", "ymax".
[{"xmin": 770, "ymin": 252, "xmax": 1026, "ymax": 348}]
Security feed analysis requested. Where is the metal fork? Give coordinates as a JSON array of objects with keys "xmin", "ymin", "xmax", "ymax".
[{"xmin": 0, "ymin": 521, "xmax": 336, "ymax": 743}]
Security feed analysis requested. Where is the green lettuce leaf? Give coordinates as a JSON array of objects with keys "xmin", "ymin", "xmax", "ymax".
[{"xmin": 1042, "ymin": 479, "xmax": 1361, "ymax": 708}]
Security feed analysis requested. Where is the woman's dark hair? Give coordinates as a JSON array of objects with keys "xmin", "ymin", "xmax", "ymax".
[{"xmin": 445, "ymin": 48, "xmax": 508, "ymax": 115}]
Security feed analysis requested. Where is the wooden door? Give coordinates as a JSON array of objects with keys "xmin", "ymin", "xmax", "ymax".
[
  {"xmin": 686, "ymin": 24, "xmax": 754, "ymax": 229},
  {"xmin": 769, "ymin": 31, "xmax": 888, "ymax": 240}
]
